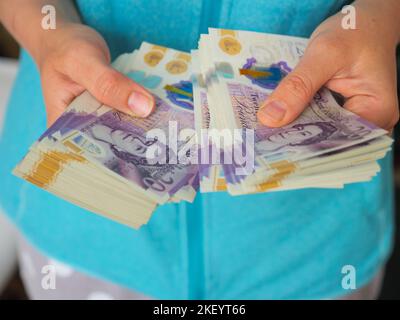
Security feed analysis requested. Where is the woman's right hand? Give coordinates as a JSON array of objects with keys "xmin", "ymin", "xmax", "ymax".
[{"xmin": 37, "ymin": 22, "xmax": 155, "ymax": 126}]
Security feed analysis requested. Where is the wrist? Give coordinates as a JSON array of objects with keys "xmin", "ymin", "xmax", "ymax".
[
  {"xmin": 36, "ymin": 21, "xmax": 82, "ymax": 69},
  {"xmin": 1, "ymin": 0, "xmax": 82, "ymax": 66},
  {"xmin": 354, "ymin": 0, "xmax": 400, "ymax": 46}
]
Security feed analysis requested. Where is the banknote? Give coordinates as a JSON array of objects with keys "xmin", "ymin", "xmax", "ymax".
[
  {"xmin": 198, "ymin": 29, "xmax": 389, "ymax": 188},
  {"xmin": 46, "ymin": 43, "xmax": 197, "ymax": 203},
  {"xmin": 191, "ymin": 49, "xmax": 227, "ymax": 192}
]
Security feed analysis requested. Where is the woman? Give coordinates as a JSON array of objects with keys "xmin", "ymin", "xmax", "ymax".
[{"xmin": 0, "ymin": 0, "xmax": 398, "ymax": 299}]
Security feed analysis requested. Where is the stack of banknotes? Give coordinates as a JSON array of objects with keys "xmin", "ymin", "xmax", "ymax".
[
  {"xmin": 192, "ymin": 29, "xmax": 393, "ymax": 195},
  {"xmin": 13, "ymin": 43, "xmax": 199, "ymax": 228},
  {"xmin": 13, "ymin": 29, "xmax": 393, "ymax": 228}
]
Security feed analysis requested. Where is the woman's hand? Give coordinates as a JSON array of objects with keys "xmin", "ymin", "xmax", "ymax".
[
  {"xmin": 38, "ymin": 23, "xmax": 155, "ymax": 126},
  {"xmin": 257, "ymin": 0, "xmax": 400, "ymax": 131},
  {"xmin": 0, "ymin": 0, "xmax": 154, "ymax": 127}
]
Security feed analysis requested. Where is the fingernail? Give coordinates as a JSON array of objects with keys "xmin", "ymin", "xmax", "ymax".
[
  {"xmin": 258, "ymin": 100, "xmax": 287, "ymax": 122},
  {"xmin": 128, "ymin": 91, "xmax": 154, "ymax": 117}
]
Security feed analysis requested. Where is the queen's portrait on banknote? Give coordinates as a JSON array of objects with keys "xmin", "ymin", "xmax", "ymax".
[
  {"xmin": 89, "ymin": 124, "xmax": 158, "ymax": 164},
  {"xmin": 256, "ymin": 122, "xmax": 338, "ymax": 152}
]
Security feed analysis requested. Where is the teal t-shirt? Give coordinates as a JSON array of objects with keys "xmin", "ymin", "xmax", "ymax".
[{"xmin": 0, "ymin": 0, "xmax": 394, "ymax": 299}]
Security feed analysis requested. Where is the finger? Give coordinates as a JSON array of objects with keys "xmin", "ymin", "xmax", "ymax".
[
  {"xmin": 43, "ymin": 75, "xmax": 85, "ymax": 127},
  {"xmin": 64, "ymin": 52, "xmax": 155, "ymax": 118},
  {"xmin": 343, "ymin": 95, "xmax": 399, "ymax": 131},
  {"xmin": 46, "ymin": 106, "xmax": 65, "ymax": 128},
  {"xmin": 257, "ymin": 48, "xmax": 337, "ymax": 127}
]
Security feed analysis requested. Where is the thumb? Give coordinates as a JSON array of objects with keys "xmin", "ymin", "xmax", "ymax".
[
  {"xmin": 257, "ymin": 54, "xmax": 335, "ymax": 127},
  {"xmin": 68, "ymin": 54, "xmax": 155, "ymax": 118}
]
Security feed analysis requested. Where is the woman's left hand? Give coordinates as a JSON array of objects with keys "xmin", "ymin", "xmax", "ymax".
[{"xmin": 257, "ymin": 0, "xmax": 400, "ymax": 131}]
